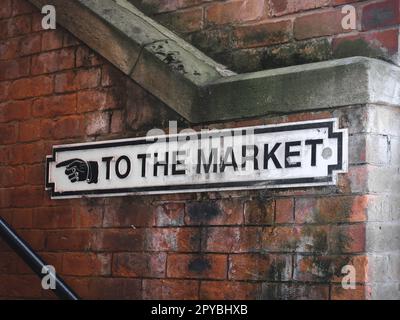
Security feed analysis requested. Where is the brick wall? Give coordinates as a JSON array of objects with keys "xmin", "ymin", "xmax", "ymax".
[
  {"xmin": 129, "ymin": 0, "xmax": 400, "ymax": 72},
  {"xmin": 1, "ymin": 0, "xmax": 400, "ymax": 300}
]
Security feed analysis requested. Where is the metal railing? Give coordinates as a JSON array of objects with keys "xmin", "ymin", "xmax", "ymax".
[{"xmin": 0, "ymin": 218, "xmax": 79, "ymax": 300}]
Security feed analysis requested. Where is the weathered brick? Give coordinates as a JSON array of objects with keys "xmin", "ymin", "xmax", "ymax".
[
  {"xmin": 294, "ymin": 9, "xmax": 350, "ymax": 40},
  {"xmin": 9, "ymin": 186, "xmax": 43, "ymax": 208},
  {"xmin": 85, "ymin": 111, "xmax": 110, "ymax": 136},
  {"xmin": 167, "ymin": 253, "xmax": 227, "ymax": 279},
  {"xmin": 154, "ymin": 202, "xmax": 185, "ymax": 226},
  {"xmin": 77, "ymin": 89, "xmax": 118, "ymax": 113},
  {"xmin": 331, "ymin": 284, "xmax": 371, "ymax": 300},
  {"xmin": 0, "ymin": 165, "xmax": 24, "ymax": 187},
  {"xmin": 113, "ymin": 252, "xmax": 166, "ymax": 278},
  {"xmin": 0, "ymin": 0, "xmax": 12, "ymax": 19},
  {"xmin": 0, "ymin": 123, "xmax": 17, "ymax": 144},
  {"xmin": 93, "ymin": 228, "xmax": 144, "ymax": 251},
  {"xmin": 200, "ymin": 281, "xmax": 261, "ymax": 300},
  {"xmin": 55, "ymin": 68, "xmax": 101, "ymax": 93},
  {"xmin": 32, "ymin": 93, "xmax": 76, "ymax": 118},
  {"xmin": 46, "ymin": 230, "xmax": 93, "ymax": 251},
  {"xmin": 295, "ymin": 196, "xmax": 368, "ymax": 224},
  {"xmin": 18, "ymin": 119, "xmax": 41, "ymax": 142},
  {"xmin": 275, "ymin": 198, "xmax": 294, "ymax": 224},
  {"xmin": 261, "ymin": 283, "xmax": 329, "ymax": 300},
  {"xmin": 9, "ymin": 141, "xmax": 44, "ymax": 165},
  {"xmin": 41, "ymin": 30, "xmax": 64, "ymax": 51},
  {"xmin": 0, "ymin": 57, "xmax": 30, "ymax": 80},
  {"xmin": 361, "ymin": 0, "xmax": 400, "ymax": 31},
  {"xmin": 0, "ymin": 81, "xmax": 10, "ymax": 102},
  {"xmin": 244, "ymin": 198, "xmax": 274, "ymax": 224},
  {"xmin": 11, "ymin": 208, "xmax": 33, "ymax": 228},
  {"xmin": 32, "ymin": 206, "xmax": 78, "ymax": 229},
  {"xmin": 329, "ymin": 224, "xmax": 366, "ymax": 253},
  {"xmin": 103, "ymin": 200, "xmax": 155, "ymax": 227},
  {"xmin": 12, "ymin": 0, "xmax": 35, "ymax": 16},
  {"xmin": 206, "ymin": 0, "xmax": 265, "ymax": 25},
  {"xmin": 294, "ymin": 255, "xmax": 368, "ymax": 282},
  {"xmin": 234, "ymin": 20, "xmax": 292, "ymax": 48},
  {"xmin": 51, "ymin": 116, "xmax": 85, "ymax": 139},
  {"xmin": 31, "ymin": 48, "xmax": 75, "ymax": 75},
  {"xmin": 18, "ymin": 33, "xmax": 42, "ymax": 56},
  {"xmin": 157, "ymin": 7, "xmax": 203, "ymax": 33},
  {"xmin": 269, "ymin": 0, "xmax": 330, "ymax": 16},
  {"xmin": 185, "ymin": 199, "xmax": 244, "ymax": 225},
  {"xmin": 63, "ymin": 253, "xmax": 111, "ymax": 276},
  {"xmin": 9, "ymin": 75, "xmax": 53, "ymax": 99},
  {"xmin": 143, "ymin": 279, "xmax": 199, "ymax": 300},
  {"xmin": 202, "ymin": 227, "xmax": 261, "ymax": 253},
  {"xmin": 229, "ymin": 253, "xmax": 292, "ymax": 281},
  {"xmin": 145, "ymin": 227, "xmax": 201, "ymax": 252}
]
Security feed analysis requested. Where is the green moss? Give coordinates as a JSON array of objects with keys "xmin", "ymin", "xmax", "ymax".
[{"xmin": 333, "ymin": 38, "xmax": 388, "ymax": 61}]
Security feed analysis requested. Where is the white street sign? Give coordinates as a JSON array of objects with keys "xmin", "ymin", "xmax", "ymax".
[{"xmin": 46, "ymin": 118, "xmax": 348, "ymax": 199}]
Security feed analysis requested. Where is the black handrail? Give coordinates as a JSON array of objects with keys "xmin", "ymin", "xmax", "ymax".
[{"xmin": 0, "ymin": 218, "xmax": 79, "ymax": 300}]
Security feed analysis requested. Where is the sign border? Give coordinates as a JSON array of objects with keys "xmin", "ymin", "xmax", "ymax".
[{"xmin": 45, "ymin": 118, "xmax": 348, "ymax": 199}]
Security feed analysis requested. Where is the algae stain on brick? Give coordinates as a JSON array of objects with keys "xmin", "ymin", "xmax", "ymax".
[
  {"xmin": 188, "ymin": 256, "xmax": 211, "ymax": 273},
  {"xmin": 187, "ymin": 201, "xmax": 221, "ymax": 224}
]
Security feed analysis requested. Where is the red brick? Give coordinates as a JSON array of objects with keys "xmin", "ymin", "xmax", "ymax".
[
  {"xmin": 93, "ymin": 229, "xmax": 144, "ymax": 251},
  {"xmin": 77, "ymin": 206, "xmax": 103, "ymax": 228},
  {"xmin": 18, "ymin": 33, "xmax": 42, "ymax": 56},
  {"xmin": 143, "ymin": 279, "xmax": 199, "ymax": 300},
  {"xmin": 6, "ymin": 15, "xmax": 31, "ymax": 37},
  {"xmin": 0, "ymin": 165, "xmax": 24, "ymax": 187},
  {"xmin": 295, "ymin": 196, "xmax": 368, "ymax": 224},
  {"xmin": 333, "ymin": 28, "xmax": 399, "ymax": 57},
  {"xmin": 0, "ymin": 81, "xmax": 10, "ymax": 102},
  {"xmin": 202, "ymin": 226, "xmax": 261, "ymax": 253},
  {"xmin": 103, "ymin": 200, "xmax": 155, "ymax": 227},
  {"xmin": 9, "ymin": 141, "xmax": 44, "ymax": 165},
  {"xmin": 9, "ymin": 186, "xmax": 43, "ymax": 208},
  {"xmin": 362, "ymin": 0, "xmax": 399, "ymax": 31},
  {"xmin": 200, "ymin": 281, "xmax": 261, "ymax": 300},
  {"xmin": 0, "ymin": 123, "xmax": 17, "ymax": 144},
  {"xmin": 0, "ymin": 57, "xmax": 30, "ymax": 80},
  {"xmin": 31, "ymin": 48, "xmax": 75, "ymax": 75},
  {"xmin": 12, "ymin": 0, "xmax": 35, "ymax": 16},
  {"xmin": 63, "ymin": 33, "xmax": 80, "ymax": 47},
  {"xmin": 294, "ymin": 9, "xmax": 351, "ymax": 40},
  {"xmin": 41, "ymin": 30, "xmax": 64, "ymax": 51},
  {"xmin": 63, "ymin": 253, "xmax": 111, "ymax": 276},
  {"xmin": 229, "ymin": 253, "xmax": 291, "ymax": 281},
  {"xmin": 9, "ymin": 75, "xmax": 53, "ymax": 99},
  {"xmin": 185, "ymin": 199, "xmax": 244, "ymax": 225},
  {"xmin": 51, "ymin": 115, "xmax": 85, "ymax": 139},
  {"xmin": 83, "ymin": 278, "xmax": 142, "ymax": 300},
  {"xmin": 0, "ymin": 252, "xmax": 18, "ymax": 273},
  {"xmin": 17, "ymin": 229, "xmax": 45, "ymax": 250},
  {"xmin": 0, "ymin": 0, "xmax": 12, "ymax": 19},
  {"xmin": 269, "ymin": 0, "xmax": 330, "ymax": 17},
  {"xmin": 46, "ymin": 230, "xmax": 93, "ymax": 251},
  {"xmin": 275, "ymin": 198, "xmax": 294, "ymax": 223},
  {"xmin": 167, "ymin": 253, "xmax": 227, "ymax": 279},
  {"xmin": 244, "ymin": 198, "xmax": 274, "ymax": 224},
  {"xmin": 113, "ymin": 252, "xmax": 166, "ymax": 278},
  {"xmin": 154, "ymin": 202, "xmax": 185, "ymax": 226},
  {"xmin": 110, "ymin": 109, "xmax": 124, "ymax": 133},
  {"xmin": 24, "ymin": 164, "xmax": 44, "ymax": 185},
  {"xmin": 0, "ymin": 38, "xmax": 18, "ymax": 60},
  {"xmin": 234, "ymin": 20, "xmax": 292, "ymax": 48},
  {"xmin": 11, "ymin": 208, "xmax": 33, "ymax": 228},
  {"xmin": 206, "ymin": 0, "xmax": 265, "ymax": 25},
  {"xmin": 0, "ymin": 275, "xmax": 42, "ymax": 298},
  {"xmin": 31, "ymin": 12, "xmax": 42, "ymax": 32},
  {"xmin": 158, "ymin": 7, "xmax": 203, "ymax": 33},
  {"xmin": 262, "ymin": 226, "xmax": 303, "ymax": 252},
  {"xmin": 18, "ymin": 119, "xmax": 41, "ymax": 142},
  {"xmin": 55, "ymin": 68, "xmax": 101, "ymax": 93},
  {"xmin": 329, "ymin": 224, "xmax": 366, "ymax": 253},
  {"xmin": 331, "ymin": 284, "xmax": 371, "ymax": 300},
  {"xmin": 77, "ymin": 89, "xmax": 118, "ymax": 113},
  {"xmin": 145, "ymin": 227, "xmax": 201, "ymax": 252},
  {"xmin": 32, "ymin": 93, "xmax": 76, "ymax": 118},
  {"xmin": 32, "ymin": 206, "xmax": 78, "ymax": 229}
]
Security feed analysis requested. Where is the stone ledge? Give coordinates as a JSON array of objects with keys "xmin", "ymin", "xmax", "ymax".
[{"xmin": 29, "ymin": 0, "xmax": 400, "ymax": 123}]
